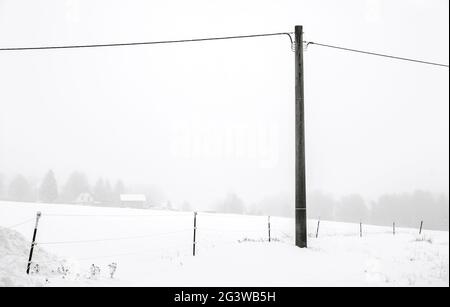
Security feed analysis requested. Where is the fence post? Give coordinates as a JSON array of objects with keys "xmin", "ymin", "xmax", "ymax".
[
  {"xmin": 419, "ymin": 221, "xmax": 423, "ymax": 235},
  {"xmin": 26, "ymin": 211, "xmax": 42, "ymax": 274},
  {"xmin": 360, "ymin": 221, "xmax": 363, "ymax": 238},
  {"xmin": 393, "ymin": 222, "xmax": 395, "ymax": 235},
  {"xmin": 192, "ymin": 212, "xmax": 197, "ymax": 256},
  {"xmin": 268, "ymin": 216, "xmax": 271, "ymax": 242},
  {"xmin": 315, "ymin": 218, "xmax": 321, "ymax": 238}
]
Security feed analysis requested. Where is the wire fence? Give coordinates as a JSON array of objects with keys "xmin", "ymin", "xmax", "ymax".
[
  {"xmin": 6, "ymin": 218, "xmax": 34, "ymax": 229},
  {"xmin": 35, "ymin": 229, "xmax": 192, "ymax": 246},
  {"xmin": 4, "ymin": 211, "xmax": 429, "ymax": 273},
  {"xmin": 21, "ymin": 211, "xmax": 274, "ymax": 269}
]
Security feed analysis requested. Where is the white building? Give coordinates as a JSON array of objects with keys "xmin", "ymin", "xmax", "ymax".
[
  {"xmin": 120, "ymin": 194, "xmax": 147, "ymax": 208},
  {"xmin": 75, "ymin": 193, "xmax": 94, "ymax": 205}
]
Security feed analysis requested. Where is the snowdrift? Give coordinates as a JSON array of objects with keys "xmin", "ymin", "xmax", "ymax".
[{"xmin": 0, "ymin": 226, "xmax": 59, "ymax": 287}]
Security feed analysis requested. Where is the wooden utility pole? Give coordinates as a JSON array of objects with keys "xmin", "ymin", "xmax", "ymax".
[
  {"xmin": 295, "ymin": 25, "xmax": 307, "ymax": 248},
  {"xmin": 26, "ymin": 211, "xmax": 41, "ymax": 274}
]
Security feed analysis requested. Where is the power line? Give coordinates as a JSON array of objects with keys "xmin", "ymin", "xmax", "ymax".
[
  {"xmin": 0, "ymin": 32, "xmax": 293, "ymax": 51},
  {"xmin": 304, "ymin": 41, "xmax": 449, "ymax": 68},
  {"xmin": 0, "ymin": 31, "xmax": 447, "ymax": 68}
]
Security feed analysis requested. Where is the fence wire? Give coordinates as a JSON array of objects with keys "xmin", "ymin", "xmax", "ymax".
[{"xmin": 15, "ymin": 211, "xmax": 428, "ymax": 271}]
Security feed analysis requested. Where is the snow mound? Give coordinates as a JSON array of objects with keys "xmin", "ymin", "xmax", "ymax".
[{"xmin": 0, "ymin": 226, "xmax": 59, "ymax": 287}]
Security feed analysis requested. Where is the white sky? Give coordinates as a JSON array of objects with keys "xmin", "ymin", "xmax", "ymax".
[{"xmin": 0, "ymin": 0, "xmax": 448, "ymax": 208}]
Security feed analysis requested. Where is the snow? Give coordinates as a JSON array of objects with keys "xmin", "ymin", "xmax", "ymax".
[
  {"xmin": 119, "ymin": 194, "xmax": 146, "ymax": 202},
  {"xmin": 0, "ymin": 225, "xmax": 62, "ymax": 287},
  {"xmin": 0, "ymin": 201, "xmax": 448, "ymax": 287}
]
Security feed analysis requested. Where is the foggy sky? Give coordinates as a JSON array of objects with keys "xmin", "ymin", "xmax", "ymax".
[{"xmin": 0, "ymin": 0, "xmax": 448, "ymax": 208}]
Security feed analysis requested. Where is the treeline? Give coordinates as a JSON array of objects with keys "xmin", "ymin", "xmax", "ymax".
[
  {"xmin": 1, "ymin": 172, "xmax": 448, "ymax": 230},
  {"xmin": 216, "ymin": 191, "xmax": 449, "ymax": 231},
  {"xmin": 308, "ymin": 190, "xmax": 449, "ymax": 231},
  {"xmin": 0, "ymin": 170, "xmax": 126, "ymax": 205}
]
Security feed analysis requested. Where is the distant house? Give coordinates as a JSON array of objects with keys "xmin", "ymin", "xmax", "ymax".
[
  {"xmin": 75, "ymin": 193, "xmax": 94, "ymax": 205},
  {"xmin": 120, "ymin": 194, "xmax": 147, "ymax": 209}
]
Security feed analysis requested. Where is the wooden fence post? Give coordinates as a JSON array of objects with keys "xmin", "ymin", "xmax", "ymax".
[
  {"xmin": 360, "ymin": 221, "xmax": 363, "ymax": 238},
  {"xmin": 193, "ymin": 212, "xmax": 197, "ymax": 256},
  {"xmin": 419, "ymin": 221, "xmax": 423, "ymax": 235},
  {"xmin": 26, "ymin": 211, "xmax": 41, "ymax": 274},
  {"xmin": 315, "ymin": 218, "xmax": 321, "ymax": 238},
  {"xmin": 393, "ymin": 222, "xmax": 395, "ymax": 235},
  {"xmin": 268, "ymin": 216, "xmax": 271, "ymax": 242}
]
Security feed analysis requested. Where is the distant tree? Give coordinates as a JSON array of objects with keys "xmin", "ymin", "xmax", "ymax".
[
  {"xmin": 435, "ymin": 194, "xmax": 449, "ymax": 231},
  {"xmin": 252, "ymin": 194, "xmax": 293, "ymax": 217},
  {"xmin": 143, "ymin": 185, "xmax": 166, "ymax": 207},
  {"xmin": 93, "ymin": 178, "xmax": 106, "ymax": 203},
  {"xmin": 370, "ymin": 190, "xmax": 449, "ymax": 231},
  {"xmin": 307, "ymin": 191, "xmax": 336, "ymax": 221},
  {"xmin": 93, "ymin": 178, "xmax": 114, "ymax": 204},
  {"xmin": 0, "ymin": 173, "xmax": 4, "ymax": 199},
  {"xmin": 247, "ymin": 204, "xmax": 263, "ymax": 216},
  {"xmin": 335, "ymin": 194, "xmax": 369, "ymax": 223},
  {"xmin": 39, "ymin": 170, "xmax": 58, "ymax": 203},
  {"xmin": 370, "ymin": 193, "xmax": 408, "ymax": 227},
  {"xmin": 404, "ymin": 190, "xmax": 445, "ymax": 230},
  {"xmin": 8, "ymin": 175, "xmax": 34, "ymax": 202},
  {"xmin": 62, "ymin": 172, "xmax": 90, "ymax": 202},
  {"xmin": 104, "ymin": 180, "xmax": 113, "ymax": 202},
  {"xmin": 217, "ymin": 193, "xmax": 245, "ymax": 214},
  {"xmin": 409, "ymin": 190, "xmax": 435, "ymax": 227},
  {"xmin": 113, "ymin": 180, "xmax": 126, "ymax": 204},
  {"xmin": 166, "ymin": 201, "xmax": 173, "ymax": 210},
  {"xmin": 181, "ymin": 201, "xmax": 192, "ymax": 212}
]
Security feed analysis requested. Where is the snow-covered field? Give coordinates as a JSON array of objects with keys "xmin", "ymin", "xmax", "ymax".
[{"xmin": 0, "ymin": 201, "xmax": 448, "ymax": 287}]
